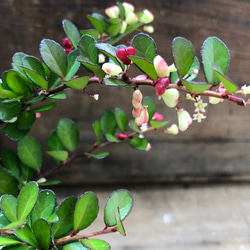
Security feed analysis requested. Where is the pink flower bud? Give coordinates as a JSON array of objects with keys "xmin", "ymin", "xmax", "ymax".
[
  {"xmin": 153, "ymin": 55, "xmax": 169, "ymax": 78},
  {"xmin": 116, "ymin": 46, "xmax": 135, "ymax": 65},
  {"xmin": 105, "ymin": 6, "xmax": 120, "ymax": 19},
  {"xmin": 162, "ymin": 89, "xmax": 179, "ymax": 108},
  {"xmin": 139, "ymin": 9, "xmax": 154, "ymax": 24},
  {"xmin": 132, "ymin": 106, "xmax": 142, "ymax": 118},
  {"xmin": 177, "ymin": 108, "xmax": 192, "ymax": 132},
  {"xmin": 135, "ymin": 105, "xmax": 149, "ymax": 126},
  {"xmin": 117, "ymin": 133, "xmax": 129, "ymax": 140},
  {"xmin": 102, "ymin": 62, "xmax": 123, "ymax": 76},
  {"xmin": 152, "ymin": 112, "xmax": 163, "ymax": 121},
  {"xmin": 132, "ymin": 89, "xmax": 143, "ymax": 108},
  {"xmin": 125, "ymin": 12, "xmax": 138, "ymax": 25},
  {"xmin": 155, "ymin": 77, "xmax": 169, "ymax": 96},
  {"xmin": 98, "ymin": 53, "xmax": 105, "ymax": 63},
  {"xmin": 122, "ymin": 2, "xmax": 135, "ymax": 16}
]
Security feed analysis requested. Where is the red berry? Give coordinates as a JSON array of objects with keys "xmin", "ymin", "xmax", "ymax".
[
  {"xmin": 126, "ymin": 46, "xmax": 135, "ymax": 56},
  {"xmin": 117, "ymin": 133, "xmax": 129, "ymax": 140},
  {"xmin": 62, "ymin": 38, "xmax": 72, "ymax": 49},
  {"xmin": 155, "ymin": 77, "xmax": 170, "ymax": 96},
  {"xmin": 116, "ymin": 46, "xmax": 136, "ymax": 65}
]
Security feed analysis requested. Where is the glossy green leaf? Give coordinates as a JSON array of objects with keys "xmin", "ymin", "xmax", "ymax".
[
  {"xmin": 0, "ymin": 90, "xmax": 18, "ymax": 99},
  {"xmin": 32, "ymin": 102, "xmax": 57, "ymax": 112},
  {"xmin": 48, "ymin": 93, "xmax": 67, "ymax": 100},
  {"xmin": 19, "ymin": 162, "xmax": 34, "ymax": 183},
  {"xmin": 80, "ymin": 29, "xmax": 99, "ymax": 40},
  {"xmin": 4, "ymin": 123, "xmax": 30, "ymax": 141},
  {"xmin": 0, "ymin": 194, "xmax": 17, "ymax": 222},
  {"xmin": 57, "ymin": 119, "xmax": 79, "ymax": 152},
  {"xmin": 18, "ymin": 137, "xmax": 42, "ymax": 171},
  {"xmin": 128, "ymin": 56, "xmax": 157, "ymax": 80},
  {"xmin": 51, "ymin": 196, "xmax": 77, "ymax": 239},
  {"xmin": 149, "ymin": 120, "xmax": 169, "ymax": 129},
  {"xmin": 0, "ymin": 213, "xmax": 9, "ymax": 228},
  {"xmin": 63, "ymin": 19, "xmax": 81, "ymax": 49},
  {"xmin": 106, "ymin": 133, "xmax": 119, "ymax": 142},
  {"xmin": 2, "ymin": 245, "xmax": 35, "ymax": 250},
  {"xmin": 213, "ymin": 67, "xmax": 238, "ymax": 94},
  {"xmin": 17, "ymin": 182, "xmax": 38, "ymax": 220},
  {"xmin": 124, "ymin": 23, "xmax": 143, "ymax": 35},
  {"xmin": 63, "ymin": 242, "xmax": 88, "ymax": 250},
  {"xmin": 87, "ymin": 13, "xmax": 108, "ymax": 35},
  {"xmin": 0, "ymin": 237, "xmax": 21, "ymax": 246},
  {"xmin": 25, "ymin": 95, "xmax": 44, "ymax": 104},
  {"xmin": 108, "ymin": 22, "xmax": 122, "ymax": 37},
  {"xmin": 182, "ymin": 79, "xmax": 212, "ymax": 94},
  {"xmin": 31, "ymin": 189, "xmax": 56, "ymax": 223},
  {"xmin": 2, "ymin": 148, "xmax": 20, "ymax": 179},
  {"xmin": 0, "ymin": 101, "xmax": 21, "ymax": 121},
  {"xmin": 172, "ymin": 37, "xmax": 195, "ymax": 77},
  {"xmin": 131, "ymin": 33, "xmax": 157, "ymax": 62},
  {"xmin": 48, "ymin": 130, "xmax": 64, "ymax": 151},
  {"xmin": 32, "ymin": 218, "xmax": 51, "ymax": 249},
  {"xmin": 0, "ymin": 167, "xmax": 19, "ymax": 196},
  {"xmin": 65, "ymin": 50, "xmax": 81, "ymax": 80},
  {"xmin": 14, "ymin": 224, "xmax": 38, "ymax": 248},
  {"xmin": 103, "ymin": 77, "xmax": 136, "ymax": 87},
  {"xmin": 17, "ymin": 111, "xmax": 36, "ymax": 130},
  {"xmin": 116, "ymin": 209, "xmax": 126, "ymax": 236},
  {"xmin": 92, "ymin": 120, "xmax": 101, "ymax": 145},
  {"xmin": 84, "ymin": 151, "xmax": 109, "ymax": 159},
  {"xmin": 22, "ymin": 56, "xmax": 46, "ymax": 77},
  {"xmin": 78, "ymin": 58, "xmax": 105, "ymax": 79},
  {"xmin": 129, "ymin": 120, "xmax": 141, "ymax": 133},
  {"xmin": 201, "ymin": 36, "xmax": 230, "ymax": 84},
  {"xmin": 100, "ymin": 110, "xmax": 117, "ymax": 140},
  {"xmin": 117, "ymin": 1, "xmax": 125, "ymax": 20},
  {"xmin": 73, "ymin": 192, "xmax": 99, "ymax": 232},
  {"xmin": 12, "ymin": 52, "xmax": 27, "ymax": 76},
  {"xmin": 184, "ymin": 56, "xmax": 200, "ymax": 81},
  {"xmin": 130, "ymin": 137, "xmax": 148, "ymax": 150},
  {"xmin": 62, "ymin": 76, "xmax": 90, "ymax": 90},
  {"xmin": 40, "ymin": 39, "xmax": 67, "ymax": 78},
  {"xmin": 104, "ymin": 189, "xmax": 133, "ymax": 227},
  {"xmin": 1, "ymin": 219, "xmax": 26, "ymax": 230},
  {"xmin": 81, "ymin": 239, "xmax": 110, "ymax": 250},
  {"xmin": 142, "ymin": 96, "xmax": 156, "ymax": 121},
  {"xmin": 115, "ymin": 108, "xmax": 128, "ymax": 132},
  {"xmin": 46, "ymin": 150, "xmax": 68, "ymax": 162}
]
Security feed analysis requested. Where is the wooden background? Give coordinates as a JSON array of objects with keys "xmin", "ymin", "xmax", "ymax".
[{"xmin": 1, "ymin": 0, "xmax": 250, "ymax": 185}]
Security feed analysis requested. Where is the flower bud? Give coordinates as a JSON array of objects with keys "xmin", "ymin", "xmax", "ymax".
[
  {"xmin": 102, "ymin": 62, "xmax": 123, "ymax": 76},
  {"xmin": 139, "ymin": 9, "xmax": 154, "ymax": 24},
  {"xmin": 125, "ymin": 12, "xmax": 138, "ymax": 25},
  {"xmin": 122, "ymin": 2, "xmax": 135, "ymax": 16},
  {"xmin": 117, "ymin": 133, "xmax": 129, "ymax": 140},
  {"xmin": 155, "ymin": 77, "xmax": 170, "ymax": 96},
  {"xmin": 119, "ymin": 21, "xmax": 127, "ymax": 34},
  {"xmin": 98, "ymin": 53, "xmax": 105, "ymax": 63},
  {"xmin": 153, "ymin": 55, "xmax": 169, "ymax": 78},
  {"xmin": 62, "ymin": 37, "xmax": 72, "ymax": 49},
  {"xmin": 132, "ymin": 106, "xmax": 142, "ymax": 118},
  {"xmin": 132, "ymin": 89, "xmax": 143, "ymax": 108},
  {"xmin": 143, "ymin": 25, "xmax": 154, "ymax": 33},
  {"xmin": 152, "ymin": 112, "xmax": 163, "ymax": 121},
  {"xmin": 105, "ymin": 6, "xmax": 120, "ymax": 19},
  {"xmin": 145, "ymin": 142, "xmax": 152, "ymax": 151},
  {"xmin": 166, "ymin": 124, "xmax": 179, "ymax": 135},
  {"xmin": 135, "ymin": 106, "xmax": 149, "ymax": 126},
  {"xmin": 177, "ymin": 109, "xmax": 192, "ymax": 132},
  {"xmin": 116, "ymin": 46, "xmax": 135, "ymax": 65},
  {"xmin": 162, "ymin": 88, "xmax": 179, "ymax": 108}
]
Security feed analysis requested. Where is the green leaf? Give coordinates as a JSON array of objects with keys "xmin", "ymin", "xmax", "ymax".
[
  {"xmin": 108, "ymin": 22, "xmax": 122, "ymax": 37},
  {"xmin": 100, "ymin": 110, "xmax": 117, "ymax": 140},
  {"xmin": 181, "ymin": 79, "xmax": 212, "ymax": 94},
  {"xmin": 130, "ymin": 138, "xmax": 148, "ymax": 150},
  {"xmin": 115, "ymin": 108, "xmax": 128, "ymax": 132},
  {"xmin": 40, "ymin": 39, "xmax": 67, "ymax": 78},
  {"xmin": 0, "ymin": 90, "xmax": 19, "ymax": 99},
  {"xmin": 81, "ymin": 239, "xmax": 110, "ymax": 250},
  {"xmin": 14, "ymin": 224, "xmax": 38, "ymax": 248},
  {"xmin": 65, "ymin": 50, "xmax": 81, "ymax": 80},
  {"xmin": 184, "ymin": 56, "xmax": 200, "ymax": 81},
  {"xmin": 51, "ymin": 196, "xmax": 77, "ymax": 239},
  {"xmin": 4, "ymin": 123, "xmax": 30, "ymax": 141},
  {"xmin": 116, "ymin": 208, "xmax": 126, "ymax": 236},
  {"xmin": 2, "ymin": 148, "xmax": 20, "ymax": 179},
  {"xmin": 150, "ymin": 120, "xmax": 169, "ymax": 129},
  {"xmin": 32, "ymin": 218, "xmax": 51, "ymax": 249},
  {"xmin": 0, "ymin": 167, "xmax": 19, "ymax": 196},
  {"xmin": 142, "ymin": 96, "xmax": 156, "ymax": 121},
  {"xmin": 0, "ymin": 237, "xmax": 22, "ymax": 246},
  {"xmin": 12, "ymin": 52, "xmax": 27, "ymax": 76},
  {"xmin": 17, "ymin": 182, "xmax": 38, "ymax": 220},
  {"xmin": 32, "ymin": 102, "xmax": 57, "ymax": 112},
  {"xmin": 104, "ymin": 189, "xmax": 133, "ymax": 227},
  {"xmin": 48, "ymin": 93, "xmax": 67, "ymax": 100},
  {"xmin": 73, "ymin": 192, "xmax": 99, "ymax": 232},
  {"xmin": 46, "ymin": 150, "xmax": 68, "ymax": 162},
  {"xmin": 22, "ymin": 56, "xmax": 46, "ymax": 78},
  {"xmin": 57, "ymin": 119, "xmax": 79, "ymax": 152},
  {"xmin": 0, "ymin": 213, "xmax": 9, "ymax": 228},
  {"xmin": 92, "ymin": 121, "xmax": 101, "ymax": 145},
  {"xmin": 63, "ymin": 242, "xmax": 88, "ymax": 250},
  {"xmin": 62, "ymin": 19, "xmax": 81, "ymax": 49},
  {"xmin": 87, "ymin": 13, "xmax": 108, "ymax": 35},
  {"xmin": 201, "ymin": 36, "xmax": 230, "ymax": 84},
  {"xmin": 6, "ymin": 70, "xmax": 30, "ymax": 97},
  {"xmin": 80, "ymin": 29, "xmax": 100, "ymax": 40},
  {"xmin": 131, "ymin": 33, "xmax": 157, "ymax": 62},
  {"xmin": 172, "ymin": 37, "xmax": 195, "ymax": 77},
  {"xmin": 17, "ymin": 111, "xmax": 36, "ymax": 130},
  {"xmin": 129, "ymin": 120, "xmax": 141, "ymax": 133},
  {"xmin": 124, "ymin": 23, "xmax": 143, "ymax": 35},
  {"xmin": 106, "ymin": 133, "xmax": 119, "ymax": 142},
  {"xmin": 25, "ymin": 95, "xmax": 44, "ymax": 104},
  {"xmin": 2, "ymin": 245, "xmax": 35, "ymax": 250},
  {"xmin": 62, "ymin": 76, "xmax": 90, "ymax": 90},
  {"xmin": 1, "ymin": 219, "xmax": 26, "ymax": 230},
  {"xmin": 48, "ymin": 130, "xmax": 64, "ymax": 151},
  {"xmin": 84, "ymin": 151, "xmax": 109, "ymax": 159},
  {"xmin": 0, "ymin": 101, "xmax": 21, "ymax": 121},
  {"xmin": 31, "ymin": 189, "xmax": 56, "ymax": 223},
  {"xmin": 103, "ymin": 77, "xmax": 136, "ymax": 87},
  {"xmin": 117, "ymin": 2, "xmax": 125, "ymax": 20},
  {"xmin": 17, "ymin": 137, "xmax": 42, "ymax": 171},
  {"xmin": 0, "ymin": 194, "xmax": 17, "ymax": 222},
  {"xmin": 128, "ymin": 56, "xmax": 157, "ymax": 80},
  {"xmin": 19, "ymin": 162, "xmax": 34, "ymax": 183},
  {"xmin": 213, "ymin": 67, "xmax": 238, "ymax": 94}
]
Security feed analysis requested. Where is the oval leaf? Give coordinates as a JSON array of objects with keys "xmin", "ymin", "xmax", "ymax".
[
  {"xmin": 129, "ymin": 137, "xmax": 148, "ymax": 150},
  {"xmin": 103, "ymin": 77, "xmax": 136, "ymax": 87},
  {"xmin": 84, "ymin": 151, "xmax": 109, "ymax": 159},
  {"xmin": 62, "ymin": 76, "xmax": 90, "ymax": 90},
  {"xmin": 115, "ymin": 108, "xmax": 128, "ymax": 132},
  {"xmin": 17, "ymin": 111, "xmax": 36, "ymax": 130},
  {"xmin": 0, "ymin": 237, "xmax": 22, "ymax": 246},
  {"xmin": 0, "ymin": 194, "xmax": 17, "ymax": 222},
  {"xmin": 182, "ymin": 79, "xmax": 212, "ymax": 94},
  {"xmin": 142, "ymin": 96, "xmax": 156, "ymax": 121},
  {"xmin": 0, "ymin": 167, "xmax": 19, "ymax": 196},
  {"xmin": 100, "ymin": 110, "xmax": 117, "ymax": 140},
  {"xmin": 81, "ymin": 239, "xmax": 110, "ymax": 250},
  {"xmin": 32, "ymin": 102, "xmax": 57, "ymax": 112},
  {"xmin": 1, "ymin": 219, "xmax": 26, "ymax": 230},
  {"xmin": 46, "ymin": 150, "xmax": 68, "ymax": 162},
  {"xmin": 63, "ymin": 19, "xmax": 81, "ymax": 49}
]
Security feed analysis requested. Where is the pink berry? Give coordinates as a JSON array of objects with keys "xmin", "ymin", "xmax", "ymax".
[
  {"xmin": 117, "ymin": 133, "xmax": 129, "ymax": 140},
  {"xmin": 62, "ymin": 38, "xmax": 72, "ymax": 49},
  {"xmin": 155, "ymin": 77, "xmax": 170, "ymax": 96},
  {"xmin": 116, "ymin": 46, "xmax": 136, "ymax": 65},
  {"xmin": 126, "ymin": 46, "xmax": 135, "ymax": 56}
]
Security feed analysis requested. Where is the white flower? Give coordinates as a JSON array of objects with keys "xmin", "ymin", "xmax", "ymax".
[
  {"xmin": 241, "ymin": 84, "xmax": 250, "ymax": 96},
  {"xmin": 194, "ymin": 99, "xmax": 207, "ymax": 113},
  {"xmin": 93, "ymin": 94, "xmax": 99, "ymax": 101},
  {"xmin": 193, "ymin": 113, "xmax": 206, "ymax": 123}
]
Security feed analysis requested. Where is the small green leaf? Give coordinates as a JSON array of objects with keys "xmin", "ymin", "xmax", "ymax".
[
  {"xmin": 115, "ymin": 108, "xmax": 128, "ymax": 132},
  {"xmin": 149, "ymin": 120, "xmax": 169, "ymax": 129},
  {"xmin": 108, "ymin": 22, "xmax": 122, "ymax": 37},
  {"xmin": 201, "ymin": 36, "xmax": 230, "ymax": 84},
  {"xmin": 40, "ymin": 39, "xmax": 67, "ymax": 78},
  {"xmin": 106, "ymin": 133, "xmax": 119, "ymax": 142},
  {"xmin": 62, "ymin": 76, "xmax": 90, "ymax": 90},
  {"xmin": 0, "ymin": 167, "xmax": 19, "ymax": 196},
  {"xmin": 182, "ymin": 79, "xmax": 212, "ymax": 94},
  {"xmin": 142, "ymin": 96, "xmax": 156, "ymax": 121},
  {"xmin": 78, "ymin": 58, "xmax": 105, "ymax": 79},
  {"xmin": 80, "ymin": 29, "xmax": 99, "ymax": 40},
  {"xmin": 62, "ymin": 19, "xmax": 81, "ymax": 49},
  {"xmin": 22, "ymin": 55, "xmax": 46, "ymax": 76},
  {"xmin": 128, "ymin": 56, "xmax": 157, "ymax": 80},
  {"xmin": 184, "ymin": 56, "xmax": 200, "ymax": 81},
  {"xmin": 48, "ymin": 130, "xmax": 64, "ymax": 151},
  {"xmin": 87, "ymin": 13, "xmax": 108, "ymax": 35},
  {"xmin": 32, "ymin": 102, "xmax": 57, "ymax": 112},
  {"xmin": 172, "ymin": 37, "xmax": 195, "ymax": 77},
  {"xmin": 51, "ymin": 196, "xmax": 77, "ymax": 239},
  {"xmin": 124, "ymin": 23, "xmax": 143, "ymax": 35},
  {"xmin": 103, "ymin": 77, "xmax": 136, "ymax": 87},
  {"xmin": 130, "ymin": 138, "xmax": 148, "ymax": 150},
  {"xmin": 46, "ymin": 150, "xmax": 68, "ymax": 162},
  {"xmin": 18, "ymin": 137, "xmax": 42, "ymax": 171},
  {"xmin": 12, "ymin": 52, "xmax": 27, "ymax": 76},
  {"xmin": 84, "ymin": 151, "xmax": 109, "ymax": 159},
  {"xmin": 63, "ymin": 242, "xmax": 88, "ymax": 250},
  {"xmin": 104, "ymin": 189, "xmax": 133, "ymax": 227},
  {"xmin": 81, "ymin": 239, "xmax": 110, "ymax": 250},
  {"xmin": 19, "ymin": 162, "xmax": 34, "ymax": 183},
  {"xmin": 0, "ymin": 90, "xmax": 18, "ymax": 99},
  {"xmin": 17, "ymin": 111, "xmax": 36, "ymax": 130},
  {"xmin": 100, "ymin": 110, "xmax": 117, "ymax": 140},
  {"xmin": 0, "ymin": 101, "xmax": 21, "ymax": 121},
  {"xmin": 4, "ymin": 123, "xmax": 30, "ymax": 141},
  {"xmin": 0, "ymin": 237, "xmax": 22, "ymax": 246},
  {"xmin": 32, "ymin": 218, "xmax": 51, "ymax": 250},
  {"xmin": 48, "ymin": 93, "xmax": 67, "ymax": 100},
  {"xmin": 0, "ymin": 194, "xmax": 17, "ymax": 222},
  {"xmin": 92, "ymin": 121, "xmax": 101, "ymax": 145},
  {"xmin": 116, "ymin": 208, "xmax": 126, "ymax": 236},
  {"xmin": 17, "ymin": 182, "xmax": 39, "ymax": 220},
  {"xmin": 65, "ymin": 50, "xmax": 81, "ymax": 80},
  {"xmin": 1, "ymin": 219, "xmax": 26, "ymax": 230},
  {"xmin": 57, "ymin": 119, "xmax": 79, "ymax": 152},
  {"xmin": 73, "ymin": 192, "xmax": 99, "ymax": 232},
  {"xmin": 129, "ymin": 120, "xmax": 141, "ymax": 133},
  {"xmin": 131, "ymin": 33, "xmax": 157, "ymax": 62},
  {"xmin": 2, "ymin": 148, "xmax": 20, "ymax": 179},
  {"xmin": 0, "ymin": 213, "xmax": 9, "ymax": 228}
]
